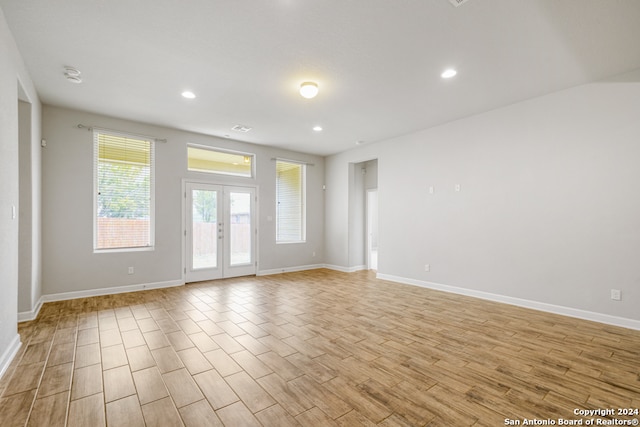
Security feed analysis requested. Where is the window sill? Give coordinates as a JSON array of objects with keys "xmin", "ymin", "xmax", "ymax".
[{"xmin": 94, "ymin": 246, "xmax": 155, "ymax": 254}]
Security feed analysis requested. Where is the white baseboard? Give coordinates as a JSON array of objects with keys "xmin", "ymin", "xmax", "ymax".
[
  {"xmin": 0, "ymin": 334, "xmax": 22, "ymax": 380},
  {"xmin": 41, "ymin": 279, "xmax": 184, "ymax": 304},
  {"xmin": 258, "ymin": 264, "xmax": 325, "ymax": 276},
  {"xmin": 377, "ymin": 273, "xmax": 640, "ymax": 331},
  {"xmin": 18, "ymin": 296, "xmax": 44, "ymax": 322},
  {"xmin": 324, "ymin": 264, "xmax": 367, "ymax": 273}
]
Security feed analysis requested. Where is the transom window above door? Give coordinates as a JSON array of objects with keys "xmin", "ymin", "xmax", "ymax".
[{"xmin": 187, "ymin": 145, "xmax": 254, "ymax": 178}]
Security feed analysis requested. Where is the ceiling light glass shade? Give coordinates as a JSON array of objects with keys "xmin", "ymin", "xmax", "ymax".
[
  {"xmin": 441, "ymin": 69, "xmax": 457, "ymax": 79},
  {"xmin": 300, "ymin": 82, "xmax": 319, "ymax": 99},
  {"xmin": 182, "ymin": 91, "xmax": 196, "ymax": 99}
]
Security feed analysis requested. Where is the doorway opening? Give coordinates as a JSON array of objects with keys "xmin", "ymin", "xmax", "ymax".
[
  {"xmin": 367, "ymin": 189, "xmax": 379, "ymax": 271},
  {"xmin": 349, "ymin": 159, "xmax": 378, "ymax": 271}
]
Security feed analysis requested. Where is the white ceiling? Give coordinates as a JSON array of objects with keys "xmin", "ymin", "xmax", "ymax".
[{"xmin": 2, "ymin": 0, "xmax": 640, "ymax": 156}]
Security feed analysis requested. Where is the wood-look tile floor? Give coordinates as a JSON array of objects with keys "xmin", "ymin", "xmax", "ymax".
[{"xmin": 1, "ymin": 269, "xmax": 639, "ymax": 426}]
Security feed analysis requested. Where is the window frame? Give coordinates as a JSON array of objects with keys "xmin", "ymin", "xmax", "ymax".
[
  {"xmin": 93, "ymin": 129, "xmax": 155, "ymax": 253},
  {"xmin": 275, "ymin": 159, "xmax": 306, "ymax": 244}
]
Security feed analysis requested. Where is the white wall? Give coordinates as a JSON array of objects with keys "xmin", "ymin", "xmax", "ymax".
[
  {"xmin": 347, "ymin": 163, "xmax": 365, "ymax": 269},
  {"xmin": 0, "ymin": 8, "xmax": 42, "ymax": 377},
  {"xmin": 18, "ymin": 100, "xmax": 32, "ymax": 311},
  {"xmin": 41, "ymin": 106, "xmax": 324, "ymax": 296},
  {"xmin": 18, "ymin": 98, "xmax": 42, "ymax": 320},
  {"xmin": 325, "ymin": 69, "xmax": 640, "ymax": 326},
  {"xmin": 324, "ymin": 154, "xmax": 349, "ymax": 268}
]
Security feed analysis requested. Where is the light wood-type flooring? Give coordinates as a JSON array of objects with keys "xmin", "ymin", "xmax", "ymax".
[{"xmin": 1, "ymin": 269, "xmax": 639, "ymax": 426}]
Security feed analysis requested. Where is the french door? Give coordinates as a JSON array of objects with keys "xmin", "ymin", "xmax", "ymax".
[{"xmin": 185, "ymin": 183, "xmax": 256, "ymax": 282}]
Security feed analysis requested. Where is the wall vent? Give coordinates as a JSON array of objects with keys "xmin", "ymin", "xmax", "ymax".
[
  {"xmin": 448, "ymin": 0, "xmax": 471, "ymax": 7},
  {"xmin": 232, "ymin": 124, "xmax": 252, "ymax": 133}
]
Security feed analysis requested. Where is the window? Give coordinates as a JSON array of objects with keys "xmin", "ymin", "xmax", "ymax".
[
  {"xmin": 276, "ymin": 160, "xmax": 305, "ymax": 243},
  {"xmin": 94, "ymin": 130, "xmax": 154, "ymax": 251},
  {"xmin": 187, "ymin": 145, "xmax": 254, "ymax": 178}
]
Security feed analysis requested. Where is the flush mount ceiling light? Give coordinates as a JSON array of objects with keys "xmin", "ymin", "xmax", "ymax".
[
  {"xmin": 313, "ymin": 126, "xmax": 323, "ymax": 132},
  {"xmin": 300, "ymin": 82, "xmax": 319, "ymax": 99},
  {"xmin": 64, "ymin": 66, "xmax": 82, "ymax": 84},
  {"xmin": 441, "ymin": 68, "xmax": 457, "ymax": 79},
  {"xmin": 181, "ymin": 91, "xmax": 196, "ymax": 99}
]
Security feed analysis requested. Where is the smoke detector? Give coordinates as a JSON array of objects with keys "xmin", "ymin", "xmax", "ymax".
[
  {"xmin": 448, "ymin": 0, "xmax": 471, "ymax": 7},
  {"xmin": 64, "ymin": 66, "xmax": 83, "ymax": 83},
  {"xmin": 232, "ymin": 124, "xmax": 252, "ymax": 133}
]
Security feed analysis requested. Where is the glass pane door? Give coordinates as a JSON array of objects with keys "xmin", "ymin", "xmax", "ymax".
[
  {"xmin": 192, "ymin": 189, "xmax": 218, "ymax": 269},
  {"xmin": 186, "ymin": 183, "xmax": 222, "ymax": 282},
  {"xmin": 223, "ymin": 186, "xmax": 256, "ymax": 278},
  {"xmin": 186, "ymin": 183, "xmax": 256, "ymax": 282},
  {"xmin": 229, "ymin": 191, "xmax": 252, "ymax": 266}
]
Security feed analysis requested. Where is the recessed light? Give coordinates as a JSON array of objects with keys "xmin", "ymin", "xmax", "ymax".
[
  {"xmin": 441, "ymin": 69, "xmax": 457, "ymax": 79},
  {"xmin": 313, "ymin": 126, "xmax": 323, "ymax": 132},
  {"xmin": 181, "ymin": 91, "xmax": 196, "ymax": 99},
  {"xmin": 300, "ymin": 82, "xmax": 319, "ymax": 99}
]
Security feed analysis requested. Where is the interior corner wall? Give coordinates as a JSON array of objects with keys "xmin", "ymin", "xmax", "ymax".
[
  {"xmin": 18, "ymin": 100, "xmax": 32, "ymax": 312},
  {"xmin": 324, "ymin": 154, "xmax": 349, "ymax": 268},
  {"xmin": 0, "ymin": 7, "xmax": 42, "ymax": 376},
  {"xmin": 41, "ymin": 105, "xmax": 324, "ymax": 296},
  {"xmin": 364, "ymin": 159, "xmax": 378, "ymax": 190},
  {"xmin": 325, "ymin": 69, "xmax": 640, "ymax": 324},
  {"xmin": 347, "ymin": 163, "xmax": 365, "ymax": 268}
]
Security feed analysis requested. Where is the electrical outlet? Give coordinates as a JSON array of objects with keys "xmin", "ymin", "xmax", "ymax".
[
  {"xmin": 128, "ymin": 267, "xmax": 134, "ymax": 275},
  {"xmin": 312, "ymin": 251, "xmax": 316, "ymax": 257},
  {"xmin": 424, "ymin": 264, "xmax": 430, "ymax": 272},
  {"xmin": 611, "ymin": 289, "xmax": 621, "ymax": 301},
  {"xmin": 455, "ymin": 184, "xmax": 461, "ymax": 192}
]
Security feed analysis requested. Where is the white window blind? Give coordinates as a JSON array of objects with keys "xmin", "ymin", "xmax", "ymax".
[
  {"xmin": 276, "ymin": 160, "xmax": 305, "ymax": 243},
  {"xmin": 94, "ymin": 130, "xmax": 154, "ymax": 250}
]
